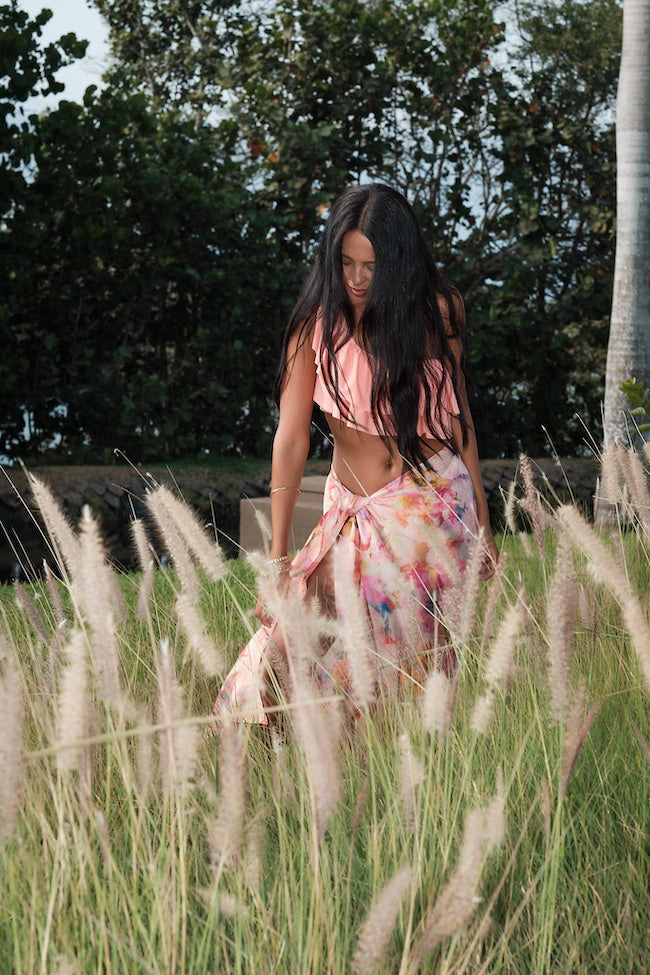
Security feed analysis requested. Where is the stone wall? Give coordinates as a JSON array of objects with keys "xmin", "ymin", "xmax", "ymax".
[{"xmin": 0, "ymin": 457, "xmax": 598, "ymax": 580}]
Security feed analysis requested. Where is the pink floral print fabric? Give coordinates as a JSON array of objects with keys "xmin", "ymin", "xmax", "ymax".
[{"xmin": 216, "ymin": 447, "xmax": 477, "ymax": 724}]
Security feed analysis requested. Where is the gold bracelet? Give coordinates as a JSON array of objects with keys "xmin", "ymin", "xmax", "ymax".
[
  {"xmin": 269, "ymin": 555, "xmax": 290, "ymax": 564},
  {"xmin": 270, "ymin": 486, "xmax": 301, "ymax": 495}
]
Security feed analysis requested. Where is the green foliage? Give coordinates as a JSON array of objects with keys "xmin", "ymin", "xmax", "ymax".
[
  {"xmin": 0, "ymin": 0, "xmax": 623, "ymax": 461},
  {"xmin": 620, "ymin": 378, "xmax": 650, "ymax": 433}
]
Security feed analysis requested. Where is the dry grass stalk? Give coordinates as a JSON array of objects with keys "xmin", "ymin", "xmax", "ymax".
[
  {"xmin": 28, "ymin": 474, "xmax": 80, "ymax": 576},
  {"xmin": 0, "ymin": 658, "xmax": 23, "ymax": 841},
  {"xmin": 518, "ymin": 455, "xmax": 545, "ymax": 564},
  {"xmin": 631, "ymin": 722, "xmax": 650, "ymax": 767},
  {"xmin": 558, "ymin": 505, "xmax": 650, "ymax": 693},
  {"xmin": 55, "ymin": 628, "xmax": 88, "ymax": 773},
  {"xmin": 74, "ymin": 506, "xmax": 123, "ymax": 705},
  {"xmin": 351, "ymin": 865, "xmax": 412, "ymax": 975},
  {"xmin": 399, "ymin": 733, "xmax": 425, "ymax": 831},
  {"xmin": 559, "ymin": 681, "xmax": 600, "ymax": 800},
  {"xmin": 212, "ymin": 713, "xmax": 246, "ymax": 865},
  {"xmin": 155, "ymin": 638, "xmax": 198, "ymax": 796},
  {"xmin": 546, "ymin": 532, "xmax": 577, "ymax": 723},
  {"xmin": 146, "ymin": 491, "xmax": 200, "ymax": 598},
  {"xmin": 333, "ymin": 543, "xmax": 376, "ymax": 709},
  {"xmin": 151, "ymin": 485, "xmax": 225, "ymax": 583},
  {"xmin": 175, "ymin": 592, "xmax": 223, "ymax": 676},
  {"xmin": 421, "ymin": 669, "xmax": 457, "ymax": 742}
]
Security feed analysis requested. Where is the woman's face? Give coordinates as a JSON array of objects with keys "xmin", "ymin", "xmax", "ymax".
[{"xmin": 341, "ymin": 230, "xmax": 375, "ymax": 320}]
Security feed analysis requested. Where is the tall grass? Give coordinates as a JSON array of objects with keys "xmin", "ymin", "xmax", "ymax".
[{"xmin": 0, "ymin": 450, "xmax": 649, "ymax": 973}]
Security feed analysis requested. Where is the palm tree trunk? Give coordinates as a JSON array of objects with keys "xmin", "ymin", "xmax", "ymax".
[{"xmin": 603, "ymin": 0, "xmax": 650, "ymax": 448}]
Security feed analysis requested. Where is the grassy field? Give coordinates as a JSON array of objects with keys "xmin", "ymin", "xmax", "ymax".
[{"xmin": 0, "ymin": 452, "xmax": 649, "ymax": 974}]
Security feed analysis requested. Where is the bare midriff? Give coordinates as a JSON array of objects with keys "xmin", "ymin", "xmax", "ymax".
[{"xmin": 324, "ymin": 413, "xmax": 449, "ymax": 496}]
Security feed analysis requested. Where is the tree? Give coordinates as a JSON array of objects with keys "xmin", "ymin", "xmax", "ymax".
[
  {"xmin": 462, "ymin": 0, "xmax": 620, "ymax": 457},
  {"xmin": 602, "ymin": 0, "xmax": 650, "ymax": 448}
]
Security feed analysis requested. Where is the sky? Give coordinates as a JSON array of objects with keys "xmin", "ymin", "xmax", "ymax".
[{"xmin": 20, "ymin": 0, "xmax": 111, "ymax": 110}]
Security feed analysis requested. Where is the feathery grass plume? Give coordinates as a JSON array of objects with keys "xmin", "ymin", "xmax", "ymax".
[
  {"xmin": 131, "ymin": 518, "xmax": 155, "ymax": 621},
  {"xmin": 44, "ymin": 561, "xmax": 66, "ymax": 626},
  {"xmin": 248, "ymin": 551, "xmax": 340, "ymax": 835},
  {"xmin": 559, "ymin": 680, "xmax": 600, "ymax": 800},
  {"xmin": 156, "ymin": 638, "xmax": 198, "ymax": 796},
  {"xmin": 503, "ymin": 478, "xmax": 518, "ymax": 535},
  {"xmin": 546, "ymin": 532, "xmax": 577, "ymax": 723},
  {"xmin": 14, "ymin": 583, "xmax": 49, "ymax": 643},
  {"xmin": 351, "ymin": 865, "xmax": 412, "ymax": 975},
  {"xmin": 55, "ymin": 628, "xmax": 88, "ymax": 773},
  {"xmin": 151, "ymin": 484, "xmax": 225, "ymax": 582},
  {"xmin": 289, "ymin": 602, "xmax": 341, "ymax": 840},
  {"xmin": 421, "ymin": 669, "xmax": 457, "ymax": 742},
  {"xmin": 518, "ymin": 455, "xmax": 545, "ymax": 564},
  {"xmin": 409, "ymin": 779, "xmax": 507, "ymax": 971},
  {"xmin": 470, "ymin": 690, "xmax": 495, "ymax": 735},
  {"xmin": 484, "ymin": 765, "xmax": 506, "ymax": 853},
  {"xmin": 616, "ymin": 445, "xmax": 650, "ymax": 544},
  {"xmin": 146, "ymin": 490, "xmax": 200, "ymax": 598},
  {"xmin": 253, "ymin": 507, "xmax": 273, "ymax": 552},
  {"xmin": 644, "ymin": 441, "xmax": 650, "ymax": 466},
  {"xmin": 600, "ymin": 444, "xmax": 623, "ymax": 509},
  {"xmin": 28, "ymin": 474, "xmax": 81, "ymax": 576},
  {"xmin": 577, "ymin": 583, "xmax": 594, "ymax": 631},
  {"xmin": 632, "ymin": 722, "xmax": 650, "ymax": 767},
  {"xmin": 399, "ymin": 733, "xmax": 425, "ymax": 831},
  {"xmin": 74, "ymin": 506, "xmax": 122, "ymax": 705},
  {"xmin": 0, "ymin": 658, "xmax": 23, "ymax": 841},
  {"xmin": 458, "ymin": 527, "xmax": 487, "ymax": 645},
  {"xmin": 483, "ymin": 600, "xmax": 521, "ymax": 692},
  {"xmin": 175, "ymin": 591, "xmax": 223, "ymax": 676},
  {"xmin": 333, "ymin": 542, "xmax": 376, "ymax": 709},
  {"xmin": 212, "ymin": 713, "xmax": 246, "ymax": 865},
  {"xmin": 292, "ymin": 684, "xmax": 341, "ymax": 841},
  {"xmin": 558, "ymin": 505, "xmax": 650, "ymax": 692},
  {"xmin": 409, "ymin": 808, "xmax": 484, "ymax": 969},
  {"xmin": 271, "ymin": 727, "xmax": 295, "ymax": 806},
  {"xmin": 480, "ymin": 554, "xmax": 507, "ymax": 651}
]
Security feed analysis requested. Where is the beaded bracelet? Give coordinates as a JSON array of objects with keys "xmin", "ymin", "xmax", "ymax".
[
  {"xmin": 270, "ymin": 486, "xmax": 301, "ymax": 495},
  {"xmin": 269, "ymin": 555, "xmax": 291, "ymax": 574}
]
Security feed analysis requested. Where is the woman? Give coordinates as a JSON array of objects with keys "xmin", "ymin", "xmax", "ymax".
[{"xmin": 217, "ymin": 184, "xmax": 497, "ymax": 724}]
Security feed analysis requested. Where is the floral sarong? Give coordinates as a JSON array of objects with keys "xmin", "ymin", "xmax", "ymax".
[{"xmin": 216, "ymin": 447, "xmax": 477, "ymax": 724}]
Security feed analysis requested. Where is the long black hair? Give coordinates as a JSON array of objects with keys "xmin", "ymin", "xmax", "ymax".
[{"xmin": 275, "ymin": 183, "xmax": 468, "ymax": 471}]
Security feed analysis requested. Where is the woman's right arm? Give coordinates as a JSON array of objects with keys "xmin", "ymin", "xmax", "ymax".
[{"xmin": 269, "ymin": 329, "xmax": 317, "ymax": 561}]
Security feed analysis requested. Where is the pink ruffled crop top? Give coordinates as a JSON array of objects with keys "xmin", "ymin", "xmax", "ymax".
[{"xmin": 311, "ymin": 314, "xmax": 459, "ymax": 438}]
